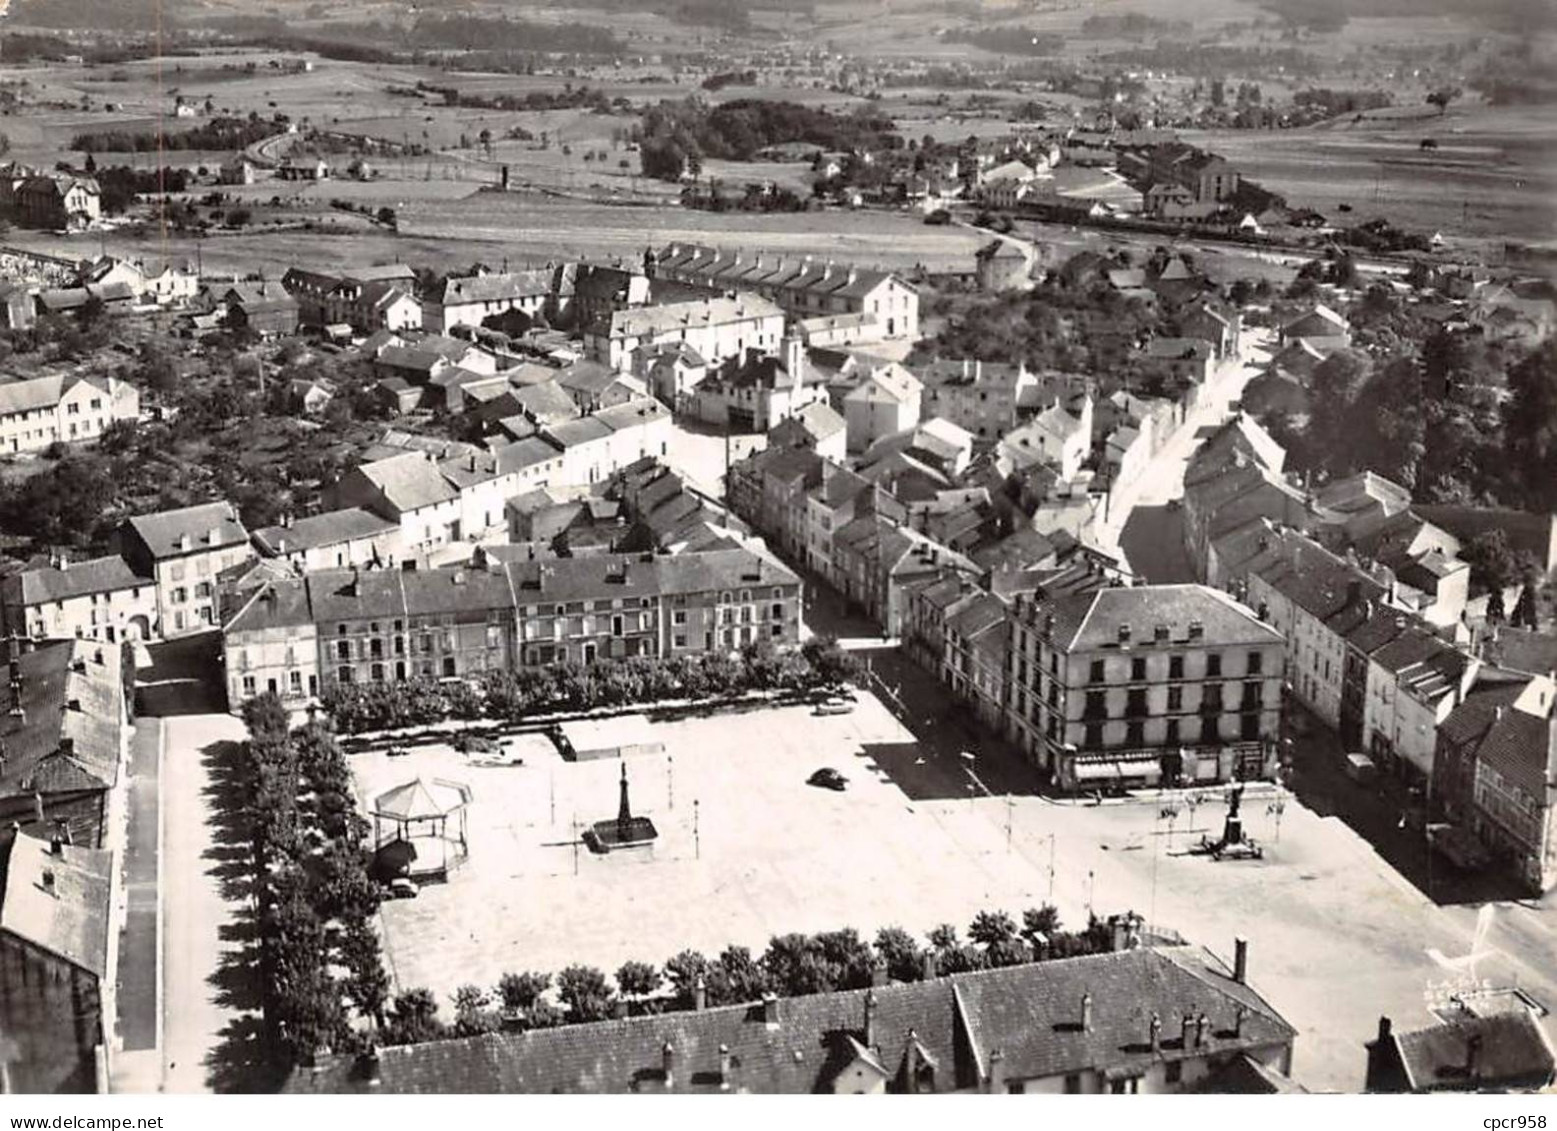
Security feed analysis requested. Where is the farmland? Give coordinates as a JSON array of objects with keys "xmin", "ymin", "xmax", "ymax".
[{"xmin": 1186, "ymin": 101, "xmax": 1557, "ymax": 247}]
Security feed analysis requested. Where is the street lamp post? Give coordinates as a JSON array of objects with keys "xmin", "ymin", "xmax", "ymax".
[
  {"xmin": 1086, "ymin": 868, "xmax": 1096, "ymax": 920},
  {"xmin": 694, "ymin": 798, "xmax": 700, "ymax": 860},
  {"xmin": 667, "ymin": 753, "xmax": 674, "ymax": 811}
]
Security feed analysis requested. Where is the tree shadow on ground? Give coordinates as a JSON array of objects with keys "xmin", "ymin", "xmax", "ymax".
[
  {"xmin": 203, "ymin": 1014, "xmax": 288, "ymax": 1095},
  {"xmin": 197, "ymin": 735, "xmax": 288, "ymax": 1090}
]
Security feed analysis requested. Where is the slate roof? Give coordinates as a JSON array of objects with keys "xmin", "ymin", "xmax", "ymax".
[
  {"xmin": 126, "ymin": 501, "xmax": 248, "ymax": 559},
  {"xmin": 285, "ymin": 945, "xmax": 1292, "ymax": 1094},
  {"xmin": 1046, "ymin": 584, "xmax": 1280, "ymax": 654},
  {"xmin": 770, "ymin": 401, "xmax": 845, "ymax": 447},
  {"xmin": 2, "ymin": 554, "xmax": 150, "ymax": 607},
  {"xmin": 1482, "ymin": 628, "xmax": 1557, "ymax": 678},
  {"xmin": 437, "ymin": 270, "xmax": 553, "ymax": 307},
  {"xmin": 508, "ymin": 548, "xmax": 798, "ymax": 605},
  {"xmin": 1474, "ymin": 703, "xmax": 1555, "ymax": 800},
  {"xmin": 0, "ymin": 830, "xmax": 113, "ymax": 979}
]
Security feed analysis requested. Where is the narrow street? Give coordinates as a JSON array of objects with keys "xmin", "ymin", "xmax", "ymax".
[
  {"xmin": 1096, "ymin": 328, "xmax": 1272, "ymax": 579},
  {"xmin": 109, "ymin": 716, "xmax": 162, "ymax": 1093}
]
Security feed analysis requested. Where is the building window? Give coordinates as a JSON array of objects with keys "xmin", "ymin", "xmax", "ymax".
[
  {"xmin": 1240, "ymin": 713, "xmax": 1261, "ymax": 741},
  {"xmin": 1166, "ymin": 719, "xmax": 1179, "ymax": 745},
  {"xmin": 1165, "ymin": 1061, "xmax": 1182, "ymax": 1086},
  {"xmin": 1201, "ymin": 716, "xmax": 1218, "ymax": 744},
  {"xmin": 1247, "ymin": 650, "xmax": 1263, "ymax": 675},
  {"xmin": 771, "ymin": 603, "xmax": 783, "ymax": 621},
  {"xmin": 1084, "ymin": 691, "xmax": 1106, "ymax": 720},
  {"xmin": 1206, "ymin": 652, "xmax": 1222, "ymax": 677},
  {"xmin": 338, "ymin": 666, "xmax": 354, "ymax": 684},
  {"xmin": 1083, "ymin": 723, "xmax": 1103, "ymax": 749},
  {"xmin": 1125, "ymin": 720, "xmax": 1145, "ymax": 746},
  {"xmin": 241, "ymin": 675, "xmax": 256, "ymax": 696},
  {"xmin": 1167, "ymin": 686, "xmax": 1183, "ymax": 711},
  {"xmin": 1168, "ymin": 654, "xmax": 1184, "ymax": 679},
  {"xmin": 1242, "ymin": 681, "xmax": 1262, "ymax": 710},
  {"xmin": 1064, "ymin": 1074, "xmax": 1081, "ymax": 1094},
  {"xmin": 1126, "ymin": 688, "xmax": 1147, "ymax": 717},
  {"xmin": 674, "ymin": 634, "xmax": 687, "ymax": 648},
  {"xmin": 1089, "ymin": 659, "xmax": 1105, "ymax": 684},
  {"xmin": 337, "ymin": 641, "xmax": 351, "ymax": 661},
  {"xmin": 1130, "ymin": 657, "xmax": 1146, "ymax": 681},
  {"xmin": 289, "ymin": 671, "xmax": 302, "ymax": 693},
  {"xmin": 442, "ymin": 657, "xmax": 457, "ymax": 677}
]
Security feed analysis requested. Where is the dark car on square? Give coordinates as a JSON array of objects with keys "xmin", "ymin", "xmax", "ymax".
[{"xmin": 808, "ymin": 767, "xmax": 848, "ymax": 791}]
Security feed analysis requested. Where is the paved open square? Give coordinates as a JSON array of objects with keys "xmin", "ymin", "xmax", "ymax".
[
  {"xmin": 352, "ymin": 695, "xmax": 1047, "ymax": 1014},
  {"xmin": 350, "ymin": 686, "xmax": 1557, "ymax": 1096}
]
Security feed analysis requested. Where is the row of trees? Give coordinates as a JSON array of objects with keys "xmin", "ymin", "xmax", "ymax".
[
  {"xmin": 636, "ymin": 97, "xmax": 901, "ymax": 181},
  {"xmin": 70, "ymin": 113, "xmax": 287, "ymax": 154},
  {"xmin": 384, "ymin": 906, "xmax": 1113, "ymax": 1042},
  {"xmin": 320, "ymin": 638, "xmax": 862, "ymax": 735},
  {"xmin": 242, "ymin": 695, "xmax": 389, "ymax": 1064}
]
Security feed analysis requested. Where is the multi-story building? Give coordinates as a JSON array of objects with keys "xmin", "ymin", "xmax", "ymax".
[
  {"xmin": 1008, "ymin": 584, "xmax": 1285, "ymax": 792},
  {"xmin": 10, "ymin": 174, "xmax": 101, "ymax": 231},
  {"xmin": 119, "ymin": 501, "xmax": 254, "ymax": 637},
  {"xmin": 944, "ymin": 590, "xmax": 1011, "ymax": 731},
  {"xmin": 221, "ymin": 548, "xmax": 803, "ymax": 713},
  {"xmin": 0, "ymin": 372, "xmax": 139, "ymax": 455},
  {"xmin": 0, "ymin": 637, "xmax": 127, "ymax": 849},
  {"xmin": 510, "ymin": 548, "xmax": 801, "ymax": 664},
  {"xmin": 286, "ymin": 941, "xmax": 1296, "ymax": 1095},
  {"xmin": 0, "ymin": 829, "xmax": 116, "ymax": 1093},
  {"xmin": 252, "ymin": 508, "xmax": 405, "ymax": 573},
  {"xmin": 647, "ymin": 245, "xmax": 918, "ymax": 342},
  {"xmin": 588, "ymin": 294, "xmax": 786, "ymax": 374},
  {"xmin": 997, "ymin": 397, "xmax": 1094, "ymax": 483},
  {"xmin": 1, "ymin": 553, "xmax": 156, "ymax": 644},
  {"xmin": 686, "ymin": 339, "xmax": 831, "ymax": 433},
  {"xmin": 329, "ymin": 451, "xmax": 464, "ymax": 554},
  {"xmin": 915, "ymin": 359, "xmax": 1036, "ymax": 442},
  {"xmin": 221, "ymin": 577, "xmax": 321, "ymax": 707},
  {"xmin": 843, "ymin": 364, "xmax": 922, "ymax": 454},
  {"xmin": 424, "ymin": 269, "xmax": 560, "ymax": 335}
]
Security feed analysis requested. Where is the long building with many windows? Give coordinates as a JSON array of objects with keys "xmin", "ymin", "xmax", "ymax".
[{"xmin": 221, "ymin": 547, "xmax": 802, "ymax": 712}]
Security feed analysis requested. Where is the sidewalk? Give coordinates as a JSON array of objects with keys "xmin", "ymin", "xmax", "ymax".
[{"xmin": 111, "ymin": 716, "xmax": 163, "ymax": 1093}]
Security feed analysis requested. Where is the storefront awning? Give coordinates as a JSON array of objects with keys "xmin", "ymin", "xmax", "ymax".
[{"xmin": 1074, "ymin": 761, "xmax": 1123, "ymax": 782}]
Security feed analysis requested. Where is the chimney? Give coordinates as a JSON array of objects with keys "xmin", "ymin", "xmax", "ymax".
[
  {"xmin": 49, "ymin": 828, "xmax": 64, "ymax": 856},
  {"xmin": 717, "ymin": 1043, "xmax": 732, "ymax": 1090},
  {"xmin": 1195, "ymin": 1012, "xmax": 1209, "ymax": 1048},
  {"xmin": 1117, "ymin": 624, "xmax": 1131, "ymax": 645},
  {"xmin": 57, "ymin": 552, "xmax": 68, "ymax": 572},
  {"xmin": 1233, "ymin": 937, "xmax": 1249, "ymax": 984},
  {"xmin": 1081, "ymin": 991, "xmax": 1093, "ymax": 1033},
  {"xmin": 1148, "ymin": 1011, "xmax": 1162, "ymax": 1053},
  {"xmin": 349, "ymin": 565, "xmax": 361, "ymax": 596},
  {"xmin": 922, "ymin": 950, "xmax": 938, "ymax": 981},
  {"xmin": 870, "ymin": 958, "xmax": 889, "ymax": 987},
  {"xmin": 356, "ymin": 1044, "xmax": 382, "ymax": 1087},
  {"xmin": 761, "ymin": 992, "xmax": 779, "ymax": 1028},
  {"xmin": 1376, "ymin": 1016, "xmax": 1392, "ymax": 1045},
  {"xmin": 40, "ymin": 868, "xmax": 56, "ymax": 896},
  {"xmin": 178, "ymin": 533, "xmax": 192, "ymax": 553},
  {"xmin": 209, "ymin": 526, "xmax": 222, "ymax": 546},
  {"xmin": 1494, "ymin": 705, "xmax": 1505, "ymax": 722},
  {"xmin": 1180, "ymin": 1012, "xmax": 1194, "ymax": 1048},
  {"xmin": 692, "ymin": 974, "xmax": 707, "ymax": 1012},
  {"xmin": 660, "ymin": 1041, "xmax": 676, "ymax": 1088},
  {"xmin": 987, "ymin": 1048, "xmax": 1006, "ymax": 1094},
  {"xmin": 863, "ymin": 987, "xmax": 877, "ymax": 1048},
  {"xmin": 1465, "ymin": 1033, "xmax": 1483, "ymax": 1081}
]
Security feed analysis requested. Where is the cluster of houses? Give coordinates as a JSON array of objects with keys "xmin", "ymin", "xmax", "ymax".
[
  {"xmin": 1181, "ymin": 413, "xmax": 1557, "ymax": 894},
  {"xmin": 0, "ymin": 168, "xmax": 102, "ymax": 233}
]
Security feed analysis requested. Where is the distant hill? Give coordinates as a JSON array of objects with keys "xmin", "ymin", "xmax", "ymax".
[{"xmin": 1257, "ymin": 0, "xmax": 1557, "ymax": 33}]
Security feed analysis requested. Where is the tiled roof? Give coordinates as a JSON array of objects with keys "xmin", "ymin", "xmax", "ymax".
[
  {"xmin": 1474, "ymin": 703, "xmax": 1554, "ymax": 800},
  {"xmin": 254, "ymin": 508, "xmax": 398, "ymax": 556},
  {"xmin": 0, "ymin": 374, "xmax": 68, "ymax": 416},
  {"xmin": 0, "ymin": 830, "xmax": 113, "ymax": 978},
  {"xmin": 2, "ymin": 554, "xmax": 150, "ymax": 607},
  {"xmin": 509, "ymin": 548, "xmax": 798, "ymax": 605},
  {"xmin": 1389, "ymin": 1012, "xmax": 1556, "ymax": 1091},
  {"xmin": 354, "ymin": 452, "xmax": 459, "ymax": 512},
  {"xmin": 1482, "ymin": 628, "xmax": 1557, "ymax": 678},
  {"xmin": 285, "ymin": 945, "xmax": 1292, "ymax": 1094},
  {"xmin": 1437, "ymin": 677, "xmax": 1526, "ymax": 750},
  {"xmin": 771, "ymin": 401, "xmax": 845, "ymax": 445},
  {"xmin": 607, "ymin": 294, "xmax": 783, "ymax": 340},
  {"xmin": 437, "ymin": 270, "xmax": 553, "ymax": 307},
  {"xmin": 0, "ymin": 640, "xmax": 122, "ymax": 814},
  {"xmin": 126, "ymin": 501, "xmax": 248, "ymax": 559}
]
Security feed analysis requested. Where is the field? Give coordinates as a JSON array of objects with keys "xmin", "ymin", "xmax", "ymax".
[{"xmin": 1186, "ymin": 101, "xmax": 1557, "ymax": 247}]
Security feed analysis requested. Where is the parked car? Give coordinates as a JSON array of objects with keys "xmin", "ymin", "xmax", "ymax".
[
  {"xmin": 386, "ymin": 877, "xmax": 418, "ymax": 900},
  {"xmin": 1344, "ymin": 752, "xmax": 1378, "ymax": 784},
  {"xmin": 808, "ymin": 767, "xmax": 848, "ymax": 791},
  {"xmin": 813, "ymin": 696, "xmax": 856, "ymax": 716},
  {"xmin": 454, "ymin": 733, "xmax": 499, "ymax": 755},
  {"xmin": 924, "ymin": 208, "xmax": 951, "ymax": 225}
]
